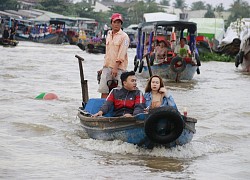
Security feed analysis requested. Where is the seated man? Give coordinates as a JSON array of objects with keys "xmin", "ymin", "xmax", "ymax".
[
  {"xmin": 93, "ymin": 71, "xmax": 145, "ymax": 117},
  {"xmin": 174, "ymin": 37, "xmax": 191, "ymax": 57}
]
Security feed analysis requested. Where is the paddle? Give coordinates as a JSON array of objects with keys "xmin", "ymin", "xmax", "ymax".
[{"xmin": 75, "ymin": 55, "xmax": 88, "ymax": 107}]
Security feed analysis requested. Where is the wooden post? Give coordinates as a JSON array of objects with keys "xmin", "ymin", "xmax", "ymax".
[
  {"xmin": 145, "ymin": 54, "xmax": 152, "ymax": 77},
  {"xmin": 75, "ymin": 55, "xmax": 89, "ymax": 104}
]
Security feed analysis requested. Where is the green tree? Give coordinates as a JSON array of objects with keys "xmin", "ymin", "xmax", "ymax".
[
  {"xmin": 173, "ymin": 0, "xmax": 187, "ymax": 10},
  {"xmin": 0, "ymin": 0, "xmax": 20, "ymax": 11},
  {"xmin": 128, "ymin": 1, "xmax": 163, "ymax": 24},
  {"xmin": 190, "ymin": 1, "xmax": 206, "ymax": 10},
  {"xmin": 204, "ymin": 4, "xmax": 215, "ymax": 18},
  {"xmin": 160, "ymin": 0, "xmax": 170, "ymax": 6},
  {"xmin": 227, "ymin": 0, "xmax": 250, "ymax": 25},
  {"xmin": 38, "ymin": 0, "xmax": 73, "ymax": 15}
]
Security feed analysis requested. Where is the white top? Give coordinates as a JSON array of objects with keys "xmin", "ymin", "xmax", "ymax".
[
  {"xmin": 104, "ymin": 24, "xmax": 108, "ymax": 31},
  {"xmin": 174, "ymin": 44, "xmax": 190, "ymax": 54}
]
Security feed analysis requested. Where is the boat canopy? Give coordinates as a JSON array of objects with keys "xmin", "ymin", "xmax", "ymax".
[{"xmin": 138, "ymin": 21, "xmax": 197, "ymax": 34}]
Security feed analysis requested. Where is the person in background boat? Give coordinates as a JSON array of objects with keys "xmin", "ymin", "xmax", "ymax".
[
  {"xmin": 144, "ymin": 75, "xmax": 177, "ymax": 112},
  {"xmin": 174, "ymin": 37, "xmax": 191, "ymax": 57},
  {"xmin": 155, "ymin": 40, "xmax": 168, "ymax": 64},
  {"xmin": 103, "ymin": 23, "xmax": 109, "ymax": 38},
  {"xmin": 97, "ymin": 13, "xmax": 130, "ymax": 98},
  {"xmin": 3, "ymin": 26, "xmax": 10, "ymax": 39},
  {"xmin": 93, "ymin": 71, "xmax": 145, "ymax": 117},
  {"xmin": 9, "ymin": 24, "xmax": 16, "ymax": 40}
]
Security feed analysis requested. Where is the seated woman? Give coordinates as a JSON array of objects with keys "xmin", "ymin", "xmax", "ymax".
[
  {"xmin": 155, "ymin": 40, "xmax": 168, "ymax": 64},
  {"xmin": 174, "ymin": 37, "xmax": 191, "ymax": 57},
  {"xmin": 144, "ymin": 75, "xmax": 177, "ymax": 111}
]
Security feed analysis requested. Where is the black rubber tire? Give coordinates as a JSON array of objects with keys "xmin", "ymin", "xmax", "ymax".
[
  {"xmin": 134, "ymin": 60, "xmax": 139, "ymax": 72},
  {"xmin": 239, "ymin": 51, "xmax": 244, "ymax": 64},
  {"xmin": 150, "ymin": 53, "xmax": 155, "ymax": 66},
  {"xmin": 196, "ymin": 67, "xmax": 200, "ymax": 74},
  {"xmin": 134, "ymin": 55, "xmax": 137, "ymax": 66},
  {"xmin": 138, "ymin": 60, "xmax": 144, "ymax": 73},
  {"xmin": 144, "ymin": 107, "xmax": 184, "ymax": 144},
  {"xmin": 170, "ymin": 57, "xmax": 186, "ymax": 73},
  {"xmin": 235, "ymin": 53, "xmax": 240, "ymax": 67},
  {"xmin": 195, "ymin": 52, "xmax": 201, "ymax": 66}
]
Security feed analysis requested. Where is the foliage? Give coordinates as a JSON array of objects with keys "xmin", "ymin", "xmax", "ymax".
[
  {"xmin": 128, "ymin": 1, "xmax": 164, "ymax": 24},
  {"xmin": 173, "ymin": 0, "xmax": 187, "ymax": 10},
  {"xmin": 190, "ymin": 1, "xmax": 206, "ymax": 10},
  {"xmin": 227, "ymin": 0, "xmax": 250, "ymax": 27},
  {"xmin": 0, "ymin": 0, "xmax": 20, "ymax": 11},
  {"xmin": 160, "ymin": 0, "xmax": 170, "ymax": 6},
  {"xmin": 199, "ymin": 52, "xmax": 234, "ymax": 62},
  {"xmin": 204, "ymin": 4, "xmax": 215, "ymax": 18},
  {"xmin": 38, "ymin": 0, "xmax": 73, "ymax": 15}
]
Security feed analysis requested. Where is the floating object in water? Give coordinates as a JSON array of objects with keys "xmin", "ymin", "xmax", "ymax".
[{"xmin": 35, "ymin": 92, "xmax": 58, "ymax": 100}]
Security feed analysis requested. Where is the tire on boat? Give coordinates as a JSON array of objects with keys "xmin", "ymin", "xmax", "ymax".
[
  {"xmin": 138, "ymin": 60, "xmax": 144, "ymax": 73},
  {"xmin": 134, "ymin": 55, "xmax": 137, "ymax": 66},
  {"xmin": 134, "ymin": 56, "xmax": 140, "ymax": 72},
  {"xmin": 170, "ymin": 56, "xmax": 186, "ymax": 73},
  {"xmin": 235, "ymin": 53, "xmax": 240, "ymax": 67},
  {"xmin": 144, "ymin": 106, "xmax": 184, "ymax": 144}
]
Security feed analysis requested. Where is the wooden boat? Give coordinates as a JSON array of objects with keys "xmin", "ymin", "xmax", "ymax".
[
  {"xmin": 0, "ymin": 38, "xmax": 19, "ymax": 46},
  {"xmin": 78, "ymin": 98, "xmax": 197, "ymax": 148},
  {"xmin": 15, "ymin": 32, "xmax": 63, "ymax": 44},
  {"xmin": 235, "ymin": 32, "xmax": 250, "ymax": 72},
  {"xmin": 85, "ymin": 42, "xmax": 105, "ymax": 54},
  {"xmin": 75, "ymin": 55, "xmax": 197, "ymax": 149},
  {"xmin": 134, "ymin": 21, "xmax": 201, "ymax": 82}
]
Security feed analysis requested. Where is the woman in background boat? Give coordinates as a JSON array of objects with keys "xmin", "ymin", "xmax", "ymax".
[
  {"xmin": 155, "ymin": 40, "xmax": 168, "ymax": 64},
  {"xmin": 144, "ymin": 75, "xmax": 177, "ymax": 112}
]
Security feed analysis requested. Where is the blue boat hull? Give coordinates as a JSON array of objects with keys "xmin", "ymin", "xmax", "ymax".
[
  {"xmin": 78, "ymin": 98, "xmax": 197, "ymax": 148},
  {"xmin": 140, "ymin": 63, "xmax": 197, "ymax": 81}
]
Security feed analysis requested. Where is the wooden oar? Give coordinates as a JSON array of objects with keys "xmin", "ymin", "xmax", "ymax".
[{"xmin": 75, "ymin": 55, "xmax": 89, "ymax": 107}]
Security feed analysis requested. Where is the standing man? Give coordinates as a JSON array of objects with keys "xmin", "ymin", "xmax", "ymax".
[{"xmin": 98, "ymin": 13, "xmax": 130, "ymax": 98}]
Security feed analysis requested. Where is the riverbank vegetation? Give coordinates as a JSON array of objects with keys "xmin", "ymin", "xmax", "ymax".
[
  {"xmin": 1, "ymin": 0, "xmax": 250, "ymax": 28},
  {"xmin": 199, "ymin": 52, "xmax": 234, "ymax": 62}
]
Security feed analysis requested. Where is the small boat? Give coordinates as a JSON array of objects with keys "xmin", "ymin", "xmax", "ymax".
[
  {"xmin": 215, "ymin": 18, "xmax": 250, "ymax": 57},
  {"xmin": 0, "ymin": 38, "xmax": 19, "ymax": 46},
  {"xmin": 235, "ymin": 32, "xmax": 250, "ymax": 72},
  {"xmin": 85, "ymin": 42, "xmax": 105, "ymax": 54},
  {"xmin": 78, "ymin": 98, "xmax": 197, "ymax": 149},
  {"xmin": 75, "ymin": 55, "xmax": 197, "ymax": 149},
  {"xmin": 134, "ymin": 21, "xmax": 201, "ymax": 82},
  {"xmin": 15, "ymin": 32, "xmax": 63, "ymax": 44}
]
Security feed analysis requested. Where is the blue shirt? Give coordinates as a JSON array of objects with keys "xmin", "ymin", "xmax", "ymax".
[{"xmin": 144, "ymin": 92, "xmax": 178, "ymax": 110}]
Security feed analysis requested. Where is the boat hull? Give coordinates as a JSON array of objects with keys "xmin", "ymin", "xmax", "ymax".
[
  {"xmin": 140, "ymin": 63, "xmax": 198, "ymax": 81},
  {"xmin": 78, "ymin": 110, "xmax": 197, "ymax": 148},
  {"xmin": 15, "ymin": 33, "xmax": 63, "ymax": 44}
]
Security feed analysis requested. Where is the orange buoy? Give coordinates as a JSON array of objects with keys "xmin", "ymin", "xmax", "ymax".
[
  {"xmin": 43, "ymin": 93, "xmax": 58, "ymax": 100},
  {"xmin": 35, "ymin": 92, "xmax": 58, "ymax": 100}
]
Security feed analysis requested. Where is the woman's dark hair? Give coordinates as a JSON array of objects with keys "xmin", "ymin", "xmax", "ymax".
[
  {"xmin": 120, "ymin": 71, "xmax": 135, "ymax": 85},
  {"xmin": 145, "ymin": 75, "xmax": 164, "ymax": 92}
]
